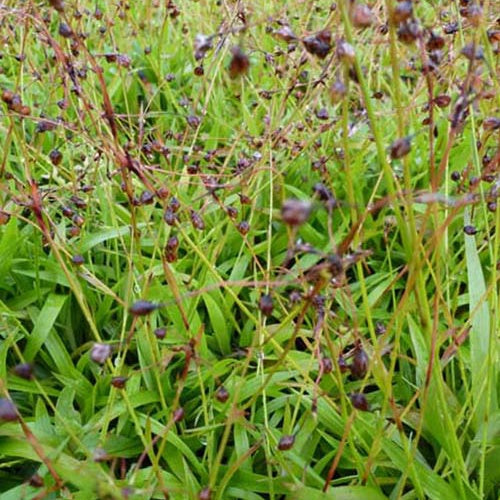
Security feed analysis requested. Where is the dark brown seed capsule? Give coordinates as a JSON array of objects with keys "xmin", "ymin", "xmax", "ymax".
[
  {"xmin": 389, "ymin": 137, "xmax": 412, "ymax": 159},
  {"xmin": 139, "ymin": 190, "xmax": 154, "ymax": 205},
  {"xmin": 397, "ymin": 20, "xmax": 420, "ymax": 44},
  {"xmin": 321, "ymin": 357, "xmax": 333, "ymax": 374},
  {"xmin": 58, "ymin": 22, "xmax": 73, "ymax": 38},
  {"xmin": 303, "ymin": 30, "xmax": 332, "ymax": 59},
  {"xmin": 0, "ymin": 398, "xmax": 19, "ymax": 422},
  {"xmin": 154, "ymin": 327, "xmax": 166, "ymax": 339},
  {"xmin": 463, "ymin": 225, "xmax": 477, "ymax": 235},
  {"xmin": 187, "ymin": 115, "xmax": 201, "ymax": 128},
  {"xmin": 49, "ymin": 0, "xmax": 65, "ymax": 12},
  {"xmin": 259, "ymin": 294, "xmax": 274, "ymax": 317},
  {"xmin": 316, "ymin": 108, "xmax": 329, "ymax": 120},
  {"xmin": 225, "ymin": 206, "xmax": 238, "ymax": 219},
  {"xmin": 198, "ymin": 488, "xmax": 212, "ymax": 500},
  {"xmin": 277, "ymin": 434, "xmax": 295, "ymax": 450},
  {"xmin": 194, "ymin": 66, "xmax": 204, "ymax": 76},
  {"xmin": 281, "ymin": 199, "xmax": 311, "ymax": 226},
  {"xmin": 338, "ymin": 355, "xmax": 349, "ymax": 373},
  {"xmin": 111, "ymin": 376, "xmax": 127, "ymax": 389},
  {"xmin": 129, "ymin": 300, "xmax": 159, "ymax": 316},
  {"xmin": 215, "ymin": 386, "xmax": 229, "ymax": 403},
  {"xmin": 228, "ymin": 46, "xmax": 250, "ymax": 78},
  {"xmin": 29, "ymin": 474, "xmax": 44, "ymax": 487},
  {"xmin": 350, "ymin": 392, "xmax": 370, "ymax": 411},
  {"xmin": 239, "ymin": 194, "xmax": 251, "ymax": 205},
  {"xmin": 434, "ymin": 95, "xmax": 451, "ymax": 108},
  {"xmin": 390, "ymin": 1, "xmax": 413, "ymax": 25},
  {"xmin": 350, "ymin": 347, "xmax": 369, "ymax": 379},
  {"xmin": 13, "ymin": 363, "xmax": 34, "ymax": 380},
  {"xmin": 72, "ymin": 214, "xmax": 85, "ymax": 227},
  {"xmin": 169, "ymin": 197, "xmax": 180, "ymax": 212},
  {"xmin": 426, "ymin": 32, "xmax": 445, "ymax": 50},
  {"xmin": 90, "ymin": 343, "xmax": 111, "ymax": 364},
  {"xmin": 71, "ymin": 254, "xmax": 84, "ymax": 265},
  {"xmin": 190, "ymin": 210, "xmax": 205, "ymax": 230},
  {"xmin": 451, "ymin": 171, "xmax": 461, "ymax": 181},
  {"xmin": 487, "ymin": 202, "xmax": 497, "ymax": 213},
  {"xmin": 237, "ymin": 220, "xmax": 250, "ymax": 235},
  {"xmin": 167, "ymin": 235, "xmax": 179, "ymax": 251},
  {"xmin": 164, "ymin": 210, "xmax": 178, "ymax": 226},
  {"xmin": 49, "ymin": 149, "xmax": 63, "ymax": 166},
  {"xmin": 351, "ymin": 4, "xmax": 374, "ymax": 28},
  {"xmin": 1, "ymin": 89, "xmax": 14, "ymax": 103},
  {"xmin": 173, "ymin": 407, "xmax": 185, "ymax": 422}
]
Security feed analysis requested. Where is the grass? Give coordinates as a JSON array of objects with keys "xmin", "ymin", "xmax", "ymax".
[{"xmin": 0, "ymin": 0, "xmax": 498, "ymax": 498}]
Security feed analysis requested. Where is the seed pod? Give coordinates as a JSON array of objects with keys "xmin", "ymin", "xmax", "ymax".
[
  {"xmin": 49, "ymin": 149, "xmax": 63, "ymax": 166},
  {"xmin": 13, "ymin": 363, "xmax": 34, "ymax": 380},
  {"xmin": 316, "ymin": 108, "xmax": 329, "ymax": 121},
  {"xmin": 237, "ymin": 220, "xmax": 250, "ymax": 235},
  {"xmin": 350, "ymin": 347, "xmax": 369, "ymax": 379},
  {"xmin": 375, "ymin": 321, "xmax": 386, "ymax": 335},
  {"xmin": 154, "ymin": 327, "xmax": 166, "ymax": 339},
  {"xmin": 274, "ymin": 26, "xmax": 298, "ymax": 42},
  {"xmin": 71, "ymin": 254, "xmax": 84, "ymax": 265},
  {"xmin": 58, "ymin": 22, "xmax": 73, "ymax": 38},
  {"xmin": 487, "ymin": 202, "xmax": 497, "ymax": 213},
  {"xmin": 215, "ymin": 386, "xmax": 229, "ymax": 403},
  {"xmin": 281, "ymin": 199, "xmax": 311, "ymax": 226},
  {"xmin": 303, "ymin": 30, "xmax": 332, "ymax": 59},
  {"xmin": 0, "ymin": 398, "xmax": 19, "ymax": 422},
  {"xmin": 190, "ymin": 210, "xmax": 205, "ymax": 230},
  {"xmin": 389, "ymin": 137, "xmax": 412, "ymax": 159},
  {"xmin": 351, "ymin": 4, "xmax": 374, "ymax": 28},
  {"xmin": 338, "ymin": 355, "xmax": 349, "ymax": 373},
  {"xmin": 451, "ymin": 171, "xmax": 461, "ymax": 181},
  {"xmin": 139, "ymin": 190, "xmax": 154, "ymax": 205},
  {"xmin": 90, "ymin": 343, "xmax": 111, "ymax": 364},
  {"xmin": 390, "ymin": 1, "xmax": 413, "ymax": 25},
  {"xmin": 164, "ymin": 209, "xmax": 178, "ymax": 226},
  {"xmin": 129, "ymin": 300, "xmax": 159, "ymax": 316},
  {"xmin": 111, "ymin": 376, "xmax": 127, "ymax": 389},
  {"xmin": 228, "ymin": 46, "xmax": 250, "ymax": 78},
  {"xmin": 259, "ymin": 294, "xmax": 274, "ymax": 317},
  {"xmin": 434, "ymin": 95, "xmax": 451, "ymax": 108},
  {"xmin": 225, "ymin": 206, "xmax": 238, "ymax": 219},
  {"xmin": 187, "ymin": 115, "xmax": 201, "ymax": 128},
  {"xmin": 463, "ymin": 225, "xmax": 477, "ymax": 235},
  {"xmin": 49, "ymin": 0, "xmax": 65, "ymax": 12},
  {"xmin": 277, "ymin": 434, "xmax": 295, "ymax": 450},
  {"xmin": 397, "ymin": 20, "xmax": 420, "ymax": 44},
  {"xmin": 350, "ymin": 392, "xmax": 370, "ymax": 411},
  {"xmin": 173, "ymin": 407, "xmax": 185, "ymax": 422},
  {"xmin": 427, "ymin": 32, "xmax": 445, "ymax": 51},
  {"xmin": 169, "ymin": 197, "xmax": 180, "ymax": 212},
  {"xmin": 72, "ymin": 214, "xmax": 85, "ymax": 227}
]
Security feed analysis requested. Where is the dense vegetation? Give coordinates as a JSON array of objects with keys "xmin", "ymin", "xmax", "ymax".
[{"xmin": 0, "ymin": 1, "xmax": 498, "ymax": 499}]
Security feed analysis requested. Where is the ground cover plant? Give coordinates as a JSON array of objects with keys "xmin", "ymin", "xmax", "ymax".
[{"xmin": 0, "ymin": 0, "xmax": 498, "ymax": 498}]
